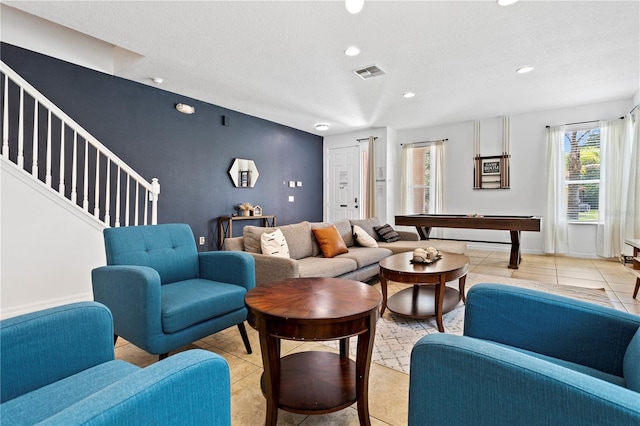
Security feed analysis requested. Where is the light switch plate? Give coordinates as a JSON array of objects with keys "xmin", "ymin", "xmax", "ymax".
[
  {"xmin": 296, "ymin": 181, "xmax": 302, "ymax": 187},
  {"xmin": 288, "ymin": 181, "xmax": 296, "ymax": 187},
  {"xmin": 288, "ymin": 195, "xmax": 294, "ymax": 202}
]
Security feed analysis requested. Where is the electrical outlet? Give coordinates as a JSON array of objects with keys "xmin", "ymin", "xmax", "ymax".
[
  {"xmin": 288, "ymin": 195, "xmax": 294, "ymax": 202},
  {"xmin": 199, "ymin": 236, "xmax": 205, "ymax": 245}
]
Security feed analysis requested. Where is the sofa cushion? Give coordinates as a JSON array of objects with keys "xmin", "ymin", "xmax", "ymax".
[
  {"xmin": 334, "ymin": 219, "xmax": 355, "ymax": 247},
  {"xmin": 337, "ymin": 246, "xmax": 392, "ymax": 269},
  {"xmin": 312, "ymin": 225, "xmax": 349, "ymax": 258},
  {"xmin": 0, "ymin": 360, "xmax": 139, "ymax": 425},
  {"xmin": 353, "ymin": 225, "xmax": 378, "ymax": 248},
  {"xmin": 260, "ymin": 229, "xmax": 290, "ymax": 258},
  {"xmin": 375, "ymin": 223, "xmax": 402, "ymax": 242},
  {"xmin": 297, "ymin": 257, "xmax": 357, "ymax": 278},
  {"xmin": 349, "ymin": 218, "xmax": 382, "ymax": 241},
  {"xmin": 243, "ymin": 221, "xmax": 313, "ymax": 260},
  {"xmin": 161, "ymin": 279, "xmax": 247, "ymax": 333}
]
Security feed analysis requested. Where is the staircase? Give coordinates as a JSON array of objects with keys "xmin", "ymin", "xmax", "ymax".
[
  {"xmin": 1, "ymin": 61, "xmax": 160, "ymax": 318},
  {"xmin": 1, "ymin": 60, "xmax": 159, "ymax": 227}
]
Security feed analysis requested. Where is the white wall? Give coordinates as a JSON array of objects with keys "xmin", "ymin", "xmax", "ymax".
[
  {"xmin": 1, "ymin": 4, "xmax": 142, "ymax": 75},
  {"xmin": 1, "ymin": 159, "xmax": 106, "ymax": 319},
  {"xmin": 395, "ymin": 98, "xmax": 634, "ymax": 257}
]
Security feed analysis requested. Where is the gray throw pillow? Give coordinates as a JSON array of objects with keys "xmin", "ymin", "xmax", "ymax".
[{"xmin": 374, "ymin": 223, "xmax": 401, "ymax": 243}]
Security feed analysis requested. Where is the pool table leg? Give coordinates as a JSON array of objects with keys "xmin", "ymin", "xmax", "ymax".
[{"xmin": 508, "ymin": 230, "xmax": 521, "ymax": 269}]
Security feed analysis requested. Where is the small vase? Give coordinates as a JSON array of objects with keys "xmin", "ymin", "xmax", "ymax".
[{"xmin": 242, "ymin": 210, "xmax": 250, "ymax": 217}]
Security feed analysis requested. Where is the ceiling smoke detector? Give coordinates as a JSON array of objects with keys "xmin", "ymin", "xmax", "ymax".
[{"xmin": 353, "ymin": 65, "xmax": 386, "ymax": 80}]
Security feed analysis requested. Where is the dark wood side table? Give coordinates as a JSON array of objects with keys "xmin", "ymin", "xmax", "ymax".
[
  {"xmin": 379, "ymin": 251, "xmax": 469, "ymax": 332},
  {"xmin": 245, "ymin": 277, "xmax": 381, "ymax": 426},
  {"xmin": 217, "ymin": 214, "xmax": 276, "ymax": 249}
]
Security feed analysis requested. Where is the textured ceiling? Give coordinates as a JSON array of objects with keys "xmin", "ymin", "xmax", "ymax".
[{"xmin": 4, "ymin": 0, "xmax": 640, "ymax": 136}]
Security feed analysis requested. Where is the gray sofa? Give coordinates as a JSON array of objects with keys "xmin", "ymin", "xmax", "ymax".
[{"xmin": 224, "ymin": 217, "xmax": 466, "ymax": 285}]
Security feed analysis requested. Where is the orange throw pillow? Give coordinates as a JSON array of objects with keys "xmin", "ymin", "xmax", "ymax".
[{"xmin": 312, "ymin": 225, "xmax": 349, "ymax": 258}]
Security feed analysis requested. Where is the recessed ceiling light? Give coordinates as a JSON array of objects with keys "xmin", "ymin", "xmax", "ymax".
[
  {"xmin": 315, "ymin": 123, "xmax": 330, "ymax": 131},
  {"xmin": 345, "ymin": 0, "xmax": 364, "ymax": 14},
  {"xmin": 403, "ymin": 92, "xmax": 416, "ymax": 98},
  {"xmin": 344, "ymin": 46, "xmax": 361, "ymax": 56},
  {"xmin": 152, "ymin": 77, "xmax": 164, "ymax": 84},
  {"xmin": 516, "ymin": 66, "xmax": 534, "ymax": 74},
  {"xmin": 497, "ymin": 0, "xmax": 519, "ymax": 6}
]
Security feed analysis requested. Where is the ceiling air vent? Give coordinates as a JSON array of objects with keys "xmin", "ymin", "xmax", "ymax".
[{"xmin": 353, "ymin": 65, "xmax": 386, "ymax": 80}]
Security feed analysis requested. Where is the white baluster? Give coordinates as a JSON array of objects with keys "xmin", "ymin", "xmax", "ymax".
[
  {"xmin": 150, "ymin": 178, "xmax": 160, "ymax": 225},
  {"xmin": 71, "ymin": 131, "xmax": 78, "ymax": 204},
  {"xmin": 31, "ymin": 99, "xmax": 38, "ymax": 177},
  {"xmin": 114, "ymin": 165, "xmax": 121, "ymax": 228},
  {"xmin": 144, "ymin": 188, "xmax": 149, "ymax": 225},
  {"xmin": 83, "ymin": 139, "xmax": 89, "ymax": 211},
  {"xmin": 17, "ymin": 87, "xmax": 24, "ymax": 168},
  {"xmin": 2, "ymin": 74, "xmax": 8, "ymax": 157},
  {"xmin": 104, "ymin": 158, "xmax": 111, "ymax": 226},
  {"xmin": 134, "ymin": 182, "xmax": 140, "ymax": 226},
  {"xmin": 94, "ymin": 150, "xmax": 100, "ymax": 218},
  {"xmin": 125, "ymin": 174, "xmax": 131, "ymax": 226},
  {"xmin": 46, "ymin": 110, "xmax": 52, "ymax": 186},
  {"xmin": 58, "ymin": 122, "xmax": 65, "ymax": 194}
]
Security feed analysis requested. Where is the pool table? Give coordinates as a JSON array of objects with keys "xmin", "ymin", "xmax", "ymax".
[{"xmin": 395, "ymin": 214, "xmax": 541, "ymax": 269}]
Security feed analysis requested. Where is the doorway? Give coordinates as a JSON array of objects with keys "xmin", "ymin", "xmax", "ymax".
[{"xmin": 327, "ymin": 146, "xmax": 362, "ymax": 221}]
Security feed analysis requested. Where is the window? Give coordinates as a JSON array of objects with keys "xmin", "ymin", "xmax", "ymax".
[
  {"xmin": 564, "ymin": 128, "xmax": 600, "ymax": 222},
  {"xmin": 409, "ymin": 146, "xmax": 431, "ymax": 214}
]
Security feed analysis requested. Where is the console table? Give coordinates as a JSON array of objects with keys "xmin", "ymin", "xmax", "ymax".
[{"xmin": 217, "ymin": 215, "xmax": 276, "ymax": 250}]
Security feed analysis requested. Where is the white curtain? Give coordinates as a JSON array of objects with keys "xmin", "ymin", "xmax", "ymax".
[
  {"xmin": 365, "ymin": 136, "xmax": 376, "ymax": 218},
  {"xmin": 430, "ymin": 141, "xmax": 444, "ymax": 214},
  {"xmin": 621, "ymin": 109, "xmax": 640, "ymax": 245},
  {"xmin": 400, "ymin": 148, "xmax": 413, "ymax": 214},
  {"xmin": 544, "ymin": 125, "xmax": 568, "ymax": 254},
  {"xmin": 596, "ymin": 119, "xmax": 625, "ymax": 257}
]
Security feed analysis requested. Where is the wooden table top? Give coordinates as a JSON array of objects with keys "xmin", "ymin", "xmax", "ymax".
[
  {"xmin": 245, "ymin": 277, "xmax": 381, "ymax": 321},
  {"xmin": 379, "ymin": 251, "xmax": 469, "ymax": 276}
]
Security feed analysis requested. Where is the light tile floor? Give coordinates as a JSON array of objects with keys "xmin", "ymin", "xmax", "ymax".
[{"xmin": 115, "ymin": 250, "xmax": 640, "ymax": 425}]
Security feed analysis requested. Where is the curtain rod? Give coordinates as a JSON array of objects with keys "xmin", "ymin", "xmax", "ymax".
[
  {"xmin": 545, "ymin": 117, "xmax": 624, "ymax": 129},
  {"xmin": 400, "ymin": 138, "xmax": 448, "ymax": 146},
  {"xmin": 631, "ymin": 104, "xmax": 639, "ymax": 115},
  {"xmin": 356, "ymin": 137, "xmax": 378, "ymax": 142}
]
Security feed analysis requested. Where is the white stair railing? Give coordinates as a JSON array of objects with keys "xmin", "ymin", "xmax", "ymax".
[{"xmin": 1, "ymin": 61, "xmax": 159, "ymax": 226}]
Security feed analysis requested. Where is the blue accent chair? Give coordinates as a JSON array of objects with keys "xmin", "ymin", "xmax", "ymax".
[
  {"xmin": 92, "ymin": 223, "xmax": 255, "ymax": 360},
  {"xmin": 409, "ymin": 283, "xmax": 640, "ymax": 426},
  {"xmin": 0, "ymin": 302, "xmax": 231, "ymax": 425}
]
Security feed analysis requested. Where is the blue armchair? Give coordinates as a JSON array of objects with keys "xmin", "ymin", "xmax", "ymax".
[
  {"xmin": 92, "ymin": 223, "xmax": 255, "ymax": 359},
  {"xmin": 409, "ymin": 283, "xmax": 640, "ymax": 426},
  {"xmin": 0, "ymin": 302, "xmax": 231, "ymax": 425}
]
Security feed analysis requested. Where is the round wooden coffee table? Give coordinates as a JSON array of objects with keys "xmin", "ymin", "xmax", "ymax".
[
  {"xmin": 245, "ymin": 277, "xmax": 381, "ymax": 426},
  {"xmin": 379, "ymin": 251, "xmax": 469, "ymax": 332}
]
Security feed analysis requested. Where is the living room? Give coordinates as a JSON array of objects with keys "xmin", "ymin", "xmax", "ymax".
[{"xmin": 1, "ymin": 1, "xmax": 639, "ymax": 424}]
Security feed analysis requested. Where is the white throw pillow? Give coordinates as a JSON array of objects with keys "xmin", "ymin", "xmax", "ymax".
[
  {"xmin": 260, "ymin": 228, "xmax": 290, "ymax": 258},
  {"xmin": 353, "ymin": 225, "xmax": 378, "ymax": 248}
]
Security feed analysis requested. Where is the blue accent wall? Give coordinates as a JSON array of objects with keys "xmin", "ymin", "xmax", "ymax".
[{"xmin": 1, "ymin": 43, "xmax": 323, "ymax": 250}]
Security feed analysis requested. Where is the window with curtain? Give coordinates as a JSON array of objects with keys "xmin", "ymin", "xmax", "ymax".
[
  {"xmin": 401, "ymin": 142, "xmax": 443, "ymax": 215},
  {"xmin": 564, "ymin": 127, "xmax": 600, "ymax": 222},
  {"xmin": 409, "ymin": 146, "xmax": 431, "ymax": 214}
]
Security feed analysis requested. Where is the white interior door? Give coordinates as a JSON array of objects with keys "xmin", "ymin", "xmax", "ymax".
[{"xmin": 327, "ymin": 146, "xmax": 361, "ymax": 221}]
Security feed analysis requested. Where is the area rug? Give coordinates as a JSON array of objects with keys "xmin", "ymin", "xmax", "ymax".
[{"xmin": 322, "ymin": 273, "xmax": 613, "ymax": 375}]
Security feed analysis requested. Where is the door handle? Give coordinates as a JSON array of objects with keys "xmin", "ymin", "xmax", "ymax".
[{"xmin": 340, "ymin": 204, "xmax": 347, "ymax": 207}]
